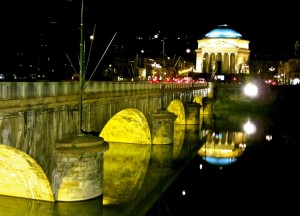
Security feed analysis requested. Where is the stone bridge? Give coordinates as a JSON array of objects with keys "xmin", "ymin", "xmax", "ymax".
[{"xmin": 0, "ymin": 81, "xmax": 211, "ymax": 203}]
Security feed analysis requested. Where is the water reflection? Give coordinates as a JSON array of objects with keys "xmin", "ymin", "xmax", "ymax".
[
  {"xmin": 173, "ymin": 125, "xmax": 186, "ymax": 160},
  {"xmin": 148, "ymin": 111, "xmax": 300, "ymax": 215},
  {"xmin": 103, "ymin": 142, "xmax": 152, "ymax": 206},
  {"xmin": 198, "ymin": 118, "xmax": 255, "ymax": 166},
  {"xmin": 102, "ymin": 123, "xmax": 202, "ymax": 216},
  {"xmin": 2, "ymin": 111, "xmax": 292, "ymax": 215},
  {"xmin": 0, "ymin": 195, "xmax": 103, "ymax": 216}
]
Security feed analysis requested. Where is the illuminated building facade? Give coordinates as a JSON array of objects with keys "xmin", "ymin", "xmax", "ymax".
[
  {"xmin": 277, "ymin": 40, "xmax": 300, "ymax": 85},
  {"xmin": 195, "ymin": 24, "xmax": 250, "ymax": 79}
]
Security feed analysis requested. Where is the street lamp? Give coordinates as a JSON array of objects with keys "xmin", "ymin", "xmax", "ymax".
[
  {"xmin": 78, "ymin": 1, "xmax": 84, "ymax": 134},
  {"xmin": 243, "ymin": 83, "xmax": 258, "ymax": 97},
  {"xmin": 154, "ymin": 33, "xmax": 166, "ymax": 110},
  {"xmin": 185, "ymin": 48, "xmax": 195, "ymax": 102},
  {"xmin": 134, "ymin": 49, "xmax": 145, "ymax": 81}
]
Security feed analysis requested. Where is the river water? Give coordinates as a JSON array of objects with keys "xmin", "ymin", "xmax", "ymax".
[
  {"xmin": 1, "ymin": 105, "xmax": 299, "ymax": 215},
  {"xmin": 147, "ymin": 108, "xmax": 300, "ymax": 215}
]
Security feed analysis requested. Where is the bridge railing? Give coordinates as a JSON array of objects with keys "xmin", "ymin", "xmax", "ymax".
[{"xmin": 0, "ymin": 81, "xmax": 207, "ymax": 100}]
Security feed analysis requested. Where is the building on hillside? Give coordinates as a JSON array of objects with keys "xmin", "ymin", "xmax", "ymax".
[{"xmin": 195, "ymin": 24, "xmax": 250, "ymax": 81}]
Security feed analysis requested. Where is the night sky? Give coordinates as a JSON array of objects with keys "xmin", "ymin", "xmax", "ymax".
[{"xmin": 1, "ymin": 1, "xmax": 299, "ymax": 63}]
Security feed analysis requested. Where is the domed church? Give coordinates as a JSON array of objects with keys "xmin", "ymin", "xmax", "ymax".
[{"xmin": 195, "ymin": 24, "xmax": 250, "ymax": 80}]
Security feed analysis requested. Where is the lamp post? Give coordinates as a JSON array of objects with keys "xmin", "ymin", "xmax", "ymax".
[
  {"xmin": 161, "ymin": 37, "xmax": 166, "ymax": 110},
  {"xmin": 186, "ymin": 48, "xmax": 195, "ymax": 102},
  {"xmin": 78, "ymin": 1, "xmax": 96, "ymax": 134},
  {"xmin": 78, "ymin": 1, "xmax": 84, "ymax": 134},
  {"xmin": 154, "ymin": 34, "xmax": 166, "ymax": 110},
  {"xmin": 76, "ymin": 0, "xmax": 116, "ymax": 134},
  {"xmin": 134, "ymin": 49, "xmax": 145, "ymax": 81}
]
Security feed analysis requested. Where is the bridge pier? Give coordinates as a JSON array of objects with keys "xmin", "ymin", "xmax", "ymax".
[
  {"xmin": 52, "ymin": 134, "xmax": 109, "ymax": 201},
  {"xmin": 150, "ymin": 110, "xmax": 176, "ymax": 169},
  {"xmin": 151, "ymin": 109, "xmax": 176, "ymax": 145},
  {"xmin": 184, "ymin": 103, "xmax": 202, "ymax": 125}
]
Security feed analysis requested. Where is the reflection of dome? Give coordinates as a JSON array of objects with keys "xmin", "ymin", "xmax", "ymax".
[
  {"xmin": 203, "ymin": 156, "xmax": 237, "ymax": 166},
  {"xmin": 204, "ymin": 24, "xmax": 242, "ymax": 39},
  {"xmin": 198, "ymin": 146, "xmax": 244, "ymax": 166}
]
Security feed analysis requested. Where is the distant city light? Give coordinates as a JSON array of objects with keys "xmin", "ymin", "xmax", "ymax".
[{"xmin": 269, "ymin": 66, "xmax": 275, "ymax": 71}]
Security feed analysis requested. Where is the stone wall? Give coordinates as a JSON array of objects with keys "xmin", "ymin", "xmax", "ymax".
[{"xmin": 0, "ymin": 86, "xmax": 204, "ymax": 183}]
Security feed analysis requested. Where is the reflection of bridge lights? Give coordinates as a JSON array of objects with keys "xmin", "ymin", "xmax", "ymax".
[
  {"xmin": 243, "ymin": 120, "xmax": 256, "ymax": 134},
  {"xmin": 204, "ymin": 157, "xmax": 237, "ymax": 166},
  {"xmin": 239, "ymin": 143, "xmax": 246, "ymax": 148},
  {"xmin": 215, "ymin": 133, "xmax": 222, "ymax": 139},
  {"xmin": 266, "ymin": 134, "xmax": 272, "ymax": 141}
]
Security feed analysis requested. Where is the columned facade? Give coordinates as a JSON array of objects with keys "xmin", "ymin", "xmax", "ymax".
[{"xmin": 195, "ymin": 24, "xmax": 250, "ymax": 78}]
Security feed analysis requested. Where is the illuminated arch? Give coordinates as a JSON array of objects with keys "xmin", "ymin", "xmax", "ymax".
[
  {"xmin": 100, "ymin": 108, "xmax": 151, "ymax": 144},
  {"xmin": 193, "ymin": 95, "xmax": 203, "ymax": 106},
  {"xmin": 167, "ymin": 99, "xmax": 186, "ymax": 124},
  {"xmin": 0, "ymin": 144, "xmax": 54, "ymax": 202}
]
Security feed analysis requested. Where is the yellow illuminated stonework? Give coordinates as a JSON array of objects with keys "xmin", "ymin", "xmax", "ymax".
[
  {"xmin": 193, "ymin": 95, "xmax": 203, "ymax": 106},
  {"xmin": 100, "ymin": 108, "xmax": 151, "ymax": 144},
  {"xmin": 167, "ymin": 99, "xmax": 186, "ymax": 124},
  {"xmin": 173, "ymin": 125, "xmax": 186, "ymax": 159},
  {"xmin": 0, "ymin": 144, "xmax": 54, "ymax": 202},
  {"xmin": 102, "ymin": 142, "xmax": 151, "ymax": 205}
]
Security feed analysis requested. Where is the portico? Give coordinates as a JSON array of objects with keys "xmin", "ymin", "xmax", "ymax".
[{"xmin": 195, "ymin": 24, "xmax": 250, "ymax": 78}]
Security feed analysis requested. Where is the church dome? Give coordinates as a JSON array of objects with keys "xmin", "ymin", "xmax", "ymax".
[{"xmin": 204, "ymin": 24, "xmax": 242, "ymax": 39}]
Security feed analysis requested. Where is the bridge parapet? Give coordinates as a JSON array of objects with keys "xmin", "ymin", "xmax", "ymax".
[{"xmin": 0, "ymin": 81, "xmax": 207, "ymax": 100}]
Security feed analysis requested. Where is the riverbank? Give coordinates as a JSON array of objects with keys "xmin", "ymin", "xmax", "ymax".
[{"xmin": 211, "ymin": 83, "xmax": 300, "ymax": 115}]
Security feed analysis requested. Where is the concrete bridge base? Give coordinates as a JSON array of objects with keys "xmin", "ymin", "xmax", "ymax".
[
  {"xmin": 151, "ymin": 109, "xmax": 176, "ymax": 145},
  {"xmin": 53, "ymin": 134, "xmax": 109, "ymax": 201},
  {"xmin": 184, "ymin": 103, "xmax": 202, "ymax": 125},
  {"xmin": 150, "ymin": 109, "xmax": 176, "ymax": 169}
]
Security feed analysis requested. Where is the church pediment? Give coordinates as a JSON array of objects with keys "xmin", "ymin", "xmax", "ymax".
[{"xmin": 201, "ymin": 40, "xmax": 239, "ymax": 49}]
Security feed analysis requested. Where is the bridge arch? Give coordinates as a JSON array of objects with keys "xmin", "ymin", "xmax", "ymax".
[
  {"xmin": 0, "ymin": 144, "xmax": 54, "ymax": 202},
  {"xmin": 99, "ymin": 108, "xmax": 151, "ymax": 144},
  {"xmin": 167, "ymin": 99, "xmax": 186, "ymax": 125}
]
